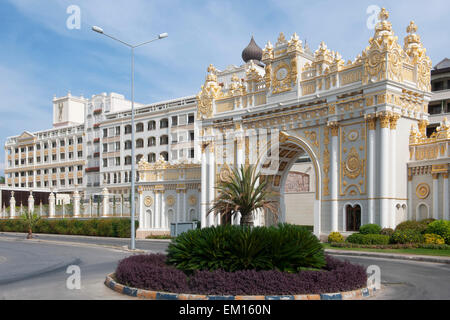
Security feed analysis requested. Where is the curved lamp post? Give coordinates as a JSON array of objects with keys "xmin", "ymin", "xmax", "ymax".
[{"xmin": 92, "ymin": 26, "xmax": 168, "ymax": 250}]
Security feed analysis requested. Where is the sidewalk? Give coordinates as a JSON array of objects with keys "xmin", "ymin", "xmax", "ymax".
[{"xmin": 325, "ymin": 248, "xmax": 450, "ymax": 264}]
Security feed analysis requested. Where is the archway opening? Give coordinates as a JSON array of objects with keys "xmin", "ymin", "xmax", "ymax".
[
  {"xmin": 346, "ymin": 205, "xmax": 361, "ymax": 231},
  {"xmin": 258, "ymin": 133, "xmax": 321, "ymax": 235}
]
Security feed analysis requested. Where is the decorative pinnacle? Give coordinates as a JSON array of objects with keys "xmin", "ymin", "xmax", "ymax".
[
  {"xmin": 407, "ymin": 21, "xmax": 418, "ymax": 34},
  {"xmin": 379, "ymin": 7, "xmax": 389, "ymax": 21}
]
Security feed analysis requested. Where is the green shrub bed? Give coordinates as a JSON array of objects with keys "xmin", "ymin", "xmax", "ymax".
[
  {"xmin": 167, "ymin": 224, "xmax": 326, "ymax": 273},
  {"xmin": 0, "ymin": 218, "xmax": 137, "ymax": 238},
  {"xmin": 330, "ymin": 242, "xmax": 450, "ymax": 250},
  {"xmin": 346, "ymin": 233, "xmax": 390, "ymax": 245}
]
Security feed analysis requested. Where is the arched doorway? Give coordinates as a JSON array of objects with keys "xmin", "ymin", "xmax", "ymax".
[
  {"xmin": 346, "ymin": 205, "xmax": 361, "ymax": 231},
  {"xmin": 257, "ymin": 132, "xmax": 321, "ymax": 236}
]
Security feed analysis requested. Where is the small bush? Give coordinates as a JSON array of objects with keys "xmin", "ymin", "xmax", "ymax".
[
  {"xmin": 359, "ymin": 224, "xmax": 381, "ymax": 235},
  {"xmin": 380, "ymin": 228, "xmax": 395, "ymax": 236},
  {"xmin": 425, "ymin": 220, "xmax": 450, "ymax": 244},
  {"xmin": 346, "ymin": 233, "xmax": 389, "ymax": 245},
  {"xmin": 167, "ymin": 224, "xmax": 325, "ymax": 273},
  {"xmin": 390, "ymin": 229, "xmax": 423, "ymax": 244},
  {"xmin": 328, "ymin": 232, "xmax": 344, "ymax": 243},
  {"xmin": 423, "ymin": 233, "xmax": 445, "ymax": 245},
  {"xmin": 395, "ymin": 220, "xmax": 428, "ymax": 233}
]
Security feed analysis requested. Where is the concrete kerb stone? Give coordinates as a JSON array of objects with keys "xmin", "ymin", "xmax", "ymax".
[
  {"xmin": 325, "ymin": 249, "xmax": 450, "ymax": 264},
  {"xmin": 105, "ymin": 273, "xmax": 377, "ymax": 300}
]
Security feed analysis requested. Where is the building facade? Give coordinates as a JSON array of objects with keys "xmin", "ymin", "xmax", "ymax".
[{"xmin": 2, "ymin": 8, "xmax": 449, "ymax": 238}]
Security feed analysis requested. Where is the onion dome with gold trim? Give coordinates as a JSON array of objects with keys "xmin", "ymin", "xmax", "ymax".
[{"xmin": 242, "ymin": 36, "xmax": 263, "ymax": 63}]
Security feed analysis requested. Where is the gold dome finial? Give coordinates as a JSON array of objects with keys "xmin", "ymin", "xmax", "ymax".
[
  {"xmin": 407, "ymin": 21, "xmax": 418, "ymax": 34},
  {"xmin": 379, "ymin": 8, "xmax": 389, "ymax": 21}
]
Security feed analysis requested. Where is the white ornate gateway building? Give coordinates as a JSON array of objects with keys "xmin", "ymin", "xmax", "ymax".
[{"xmin": 2, "ymin": 8, "xmax": 450, "ymax": 238}]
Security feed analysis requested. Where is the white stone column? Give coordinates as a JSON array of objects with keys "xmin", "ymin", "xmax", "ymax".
[
  {"xmin": 235, "ymin": 136, "xmax": 244, "ymax": 225},
  {"xmin": 28, "ymin": 192, "xmax": 34, "ymax": 214},
  {"xmin": 389, "ymin": 115, "xmax": 399, "ymax": 228},
  {"xmin": 176, "ymin": 190, "xmax": 181, "ymax": 223},
  {"xmin": 182, "ymin": 190, "xmax": 187, "ymax": 222},
  {"xmin": 73, "ymin": 189, "xmax": 80, "ymax": 217},
  {"xmin": 407, "ymin": 173, "xmax": 413, "ymax": 220},
  {"xmin": 208, "ymin": 144, "xmax": 215, "ymax": 227},
  {"xmin": 161, "ymin": 191, "xmax": 166, "ymax": 229},
  {"xmin": 49, "ymin": 192, "xmax": 56, "ymax": 218},
  {"xmin": 379, "ymin": 113, "xmax": 390, "ymax": 228},
  {"xmin": 444, "ymin": 173, "xmax": 449, "ymax": 221},
  {"xmin": 432, "ymin": 173, "xmax": 439, "ymax": 219},
  {"xmin": 155, "ymin": 190, "xmax": 160, "ymax": 229},
  {"xmin": 329, "ymin": 123, "xmax": 339, "ymax": 232},
  {"xmin": 10, "ymin": 192, "xmax": 16, "ymax": 218},
  {"xmin": 138, "ymin": 189, "xmax": 144, "ymax": 228},
  {"xmin": 102, "ymin": 187, "xmax": 109, "ymax": 217},
  {"xmin": 367, "ymin": 116, "xmax": 376, "ymax": 224},
  {"xmin": 201, "ymin": 144, "xmax": 208, "ymax": 228}
]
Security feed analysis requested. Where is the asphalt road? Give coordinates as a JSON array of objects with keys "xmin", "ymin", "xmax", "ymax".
[{"xmin": 0, "ymin": 233, "xmax": 449, "ymax": 300}]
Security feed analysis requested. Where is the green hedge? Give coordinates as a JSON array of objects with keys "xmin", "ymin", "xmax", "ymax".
[
  {"xmin": 0, "ymin": 218, "xmax": 138, "ymax": 238},
  {"xmin": 390, "ymin": 229, "xmax": 424, "ymax": 244},
  {"xmin": 346, "ymin": 233, "xmax": 390, "ymax": 245},
  {"xmin": 167, "ymin": 223, "xmax": 325, "ymax": 273},
  {"xmin": 359, "ymin": 224, "xmax": 381, "ymax": 235},
  {"xmin": 425, "ymin": 220, "xmax": 450, "ymax": 245},
  {"xmin": 330, "ymin": 242, "xmax": 450, "ymax": 250}
]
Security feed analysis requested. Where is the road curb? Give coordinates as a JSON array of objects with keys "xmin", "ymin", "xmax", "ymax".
[
  {"xmin": 0, "ymin": 236, "xmax": 147, "ymax": 254},
  {"xmin": 104, "ymin": 273, "xmax": 377, "ymax": 300},
  {"xmin": 325, "ymin": 249, "xmax": 450, "ymax": 264}
]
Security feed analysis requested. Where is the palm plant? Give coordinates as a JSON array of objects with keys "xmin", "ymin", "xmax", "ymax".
[
  {"xmin": 208, "ymin": 165, "xmax": 279, "ymax": 227},
  {"xmin": 21, "ymin": 210, "xmax": 41, "ymax": 239}
]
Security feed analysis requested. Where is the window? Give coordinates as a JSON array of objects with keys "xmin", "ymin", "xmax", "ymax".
[
  {"xmin": 148, "ymin": 121, "xmax": 156, "ymax": 130},
  {"xmin": 428, "ymin": 104, "xmax": 442, "ymax": 115},
  {"xmin": 136, "ymin": 154, "xmax": 143, "ymax": 163},
  {"xmin": 52, "ymin": 168, "xmax": 57, "ymax": 173},
  {"xmin": 125, "ymin": 125, "xmax": 132, "ymax": 134},
  {"xmin": 148, "ymin": 153, "xmax": 156, "ymax": 163},
  {"xmin": 136, "ymin": 139, "xmax": 144, "ymax": 148},
  {"xmin": 68, "ymin": 166, "xmax": 73, "ymax": 172},
  {"xmin": 60, "ymin": 140, "xmax": 65, "ymax": 147},
  {"xmin": 37, "ymin": 157, "xmax": 41, "ymax": 163},
  {"xmin": 103, "ymin": 159, "xmax": 108, "ymax": 167},
  {"xmin": 160, "ymin": 118, "xmax": 169, "ymax": 128},
  {"xmin": 148, "ymin": 137, "xmax": 156, "ymax": 147},
  {"xmin": 60, "ymin": 153, "xmax": 65, "ymax": 160},
  {"xmin": 21, "ymin": 147, "xmax": 25, "ymax": 153},
  {"xmin": 172, "ymin": 116, "xmax": 178, "ymax": 126},
  {"xmin": 60, "ymin": 180, "xmax": 65, "ymax": 186},
  {"xmin": 52, "ymin": 155, "xmax": 56, "ymax": 161},
  {"xmin": 60, "ymin": 167, "xmax": 65, "ymax": 173},
  {"xmin": 78, "ymin": 151, "xmax": 82, "ymax": 157},
  {"xmin": 160, "ymin": 135, "xmax": 169, "ymax": 145},
  {"xmin": 190, "ymin": 148, "xmax": 195, "ymax": 158},
  {"xmin": 52, "ymin": 142, "xmax": 56, "ymax": 148},
  {"xmin": 115, "ymin": 142, "xmax": 120, "ymax": 151},
  {"xmin": 36, "ymin": 144, "xmax": 41, "ymax": 150},
  {"xmin": 103, "ymin": 129, "xmax": 108, "ymax": 138},
  {"xmin": 115, "ymin": 157, "xmax": 120, "ymax": 166},
  {"xmin": 160, "ymin": 152, "xmax": 168, "ymax": 161},
  {"xmin": 103, "ymin": 144, "xmax": 108, "ymax": 152},
  {"xmin": 115, "ymin": 126, "xmax": 120, "ymax": 136},
  {"xmin": 124, "ymin": 140, "xmax": 132, "ymax": 150},
  {"xmin": 136, "ymin": 123, "xmax": 144, "ymax": 132},
  {"xmin": 68, "ymin": 139, "xmax": 73, "ymax": 145},
  {"xmin": 77, "ymin": 165, "xmax": 83, "ymax": 171},
  {"xmin": 432, "ymin": 81, "xmax": 444, "ymax": 91},
  {"xmin": 125, "ymin": 156, "xmax": 132, "ymax": 165},
  {"xmin": 77, "ymin": 137, "xmax": 83, "ymax": 144},
  {"xmin": 77, "ymin": 178, "xmax": 83, "ymax": 184},
  {"xmin": 188, "ymin": 113, "xmax": 195, "ymax": 124}
]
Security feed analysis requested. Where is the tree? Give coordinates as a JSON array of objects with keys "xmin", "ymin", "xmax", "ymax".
[
  {"xmin": 21, "ymin": 211, "xmax": 41, "ymax": 239},
  {"xmin": 208, "ymin": 165, "xmax": 279, "ymax": 227},
  {"xmin": 0, "ymin": 176, "xmax": 4, "ymax": 184}
]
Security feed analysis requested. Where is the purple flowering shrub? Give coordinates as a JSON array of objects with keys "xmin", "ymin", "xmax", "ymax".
[
  {"xmin": 114, "ymin": 254, "xmax": 367, "ymax": 295},
  {"xmin": 115, "ymin": 254, "xmax": 189, "ymax": 292}
]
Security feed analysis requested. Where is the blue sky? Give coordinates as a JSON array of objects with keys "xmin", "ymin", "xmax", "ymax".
[{"xmin": 0, "ymin": 0, "xmax": 449, "ymax": 176}]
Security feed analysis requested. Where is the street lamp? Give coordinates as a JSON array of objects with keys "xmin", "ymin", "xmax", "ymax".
[{"xmin": 92, "ymin": 26, "xmax": 168, "ymax": 250}]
